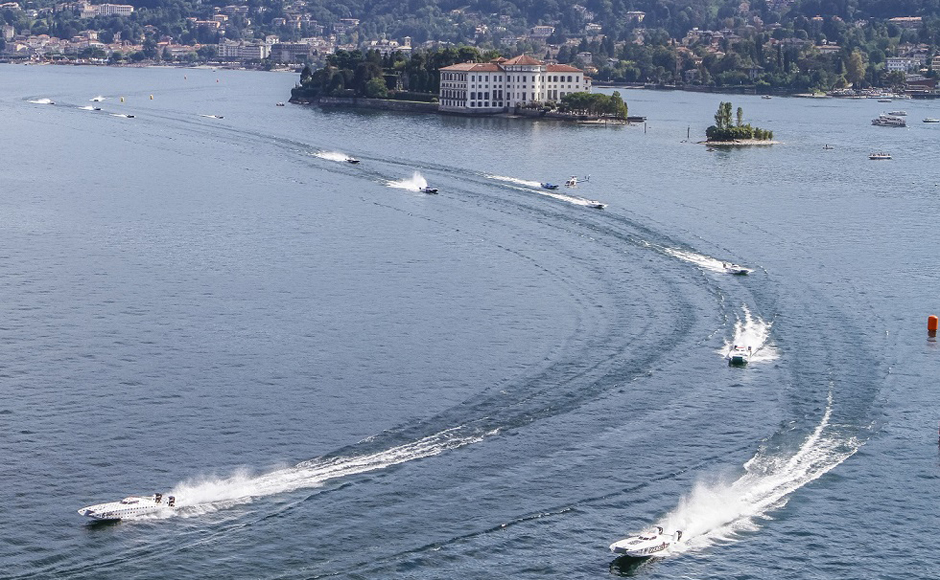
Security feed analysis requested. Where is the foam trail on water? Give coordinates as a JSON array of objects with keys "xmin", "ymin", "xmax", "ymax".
[
  {"xmin": 720, "ymin": 305, "xmax": 778, "ymax": 363},
  {"xmin": 29, "ymin": 98, "xmax": 55, "ymax": 105},
  {"xmin": 485, "ymin": 174, "xmax": 605, "ymax": 208},
  {"xmin": 314, "ymin": 150, "xmax": 353, "ymax": 163},
  {"xmin": 663, "ymin": 247, "xmax": 731, "ymax": 272},
  {"xmin": 655, "ymin": 391, "xmax": 858, "ymax": 556},
  {"xmin": 90, "ymin": 95, "xmax": 106, "ymax": 102},
  {"xmin": 157, "ymin": 427, "xmax": 487, "ymax": 519},
  {"xmin": 485, "ymin": 174, "xmax": 543, "ymax": 189},
  {"xmin": 388, "ymin": 171, "xmax": 428, "ymax": 191}
]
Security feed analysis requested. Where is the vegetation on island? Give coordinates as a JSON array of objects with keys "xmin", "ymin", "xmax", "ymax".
[
  {"xmin": 705, "ymin": 101, "xmax": 773, "ymax": 142},
  {"xmin": 294, "ymin": 46, "xmax": 501, "ymax": 101},
  {"xmin": 558, "ymin": 92, "xmax": 629, "ymax": 119}
]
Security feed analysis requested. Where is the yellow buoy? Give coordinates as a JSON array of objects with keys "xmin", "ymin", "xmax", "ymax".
[
  {"xmin": 120, "ymin": 96, "xmax": 124, "ymax": 102},
  {"xmin": 929, "ymin": 315, "xmax": 938, "ymax": 333},
  {"xmin": 150, "ymin": 94, "xmax": 153, "ymax": 100}
]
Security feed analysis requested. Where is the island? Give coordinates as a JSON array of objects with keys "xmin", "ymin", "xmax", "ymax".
[
  {"xmin": 290, "ymin": 47, "xmax": 631, "ymax": 123},
  {"xmin": 704, "ymin": 101, "xmax": 776, "ymax": 146}
]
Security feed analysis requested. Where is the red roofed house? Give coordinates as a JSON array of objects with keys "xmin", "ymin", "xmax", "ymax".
[{"xmin": 438, "ymin": 54, "xmax": 589, "ymax": 114}]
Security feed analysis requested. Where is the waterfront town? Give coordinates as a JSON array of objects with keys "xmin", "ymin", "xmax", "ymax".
[{"xmin": 3, "ymin": 0, "xmax": 940, "ymax": 96}]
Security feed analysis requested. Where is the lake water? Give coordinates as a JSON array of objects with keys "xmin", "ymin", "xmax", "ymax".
[{"xmin": 2, "ymin": 64, "xmax": 939, "ymax": 579}]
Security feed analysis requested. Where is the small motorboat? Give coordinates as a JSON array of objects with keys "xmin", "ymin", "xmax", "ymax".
[
  {"xmin": 888, "ymin": 110, "xmax": 907, "ymax": 116},
  {"xmin": 609, "ymin": 526, "xmax": 682, "ymax": 558},
  {"xmin": 587, "ymin": 201, "xmax": 606, "ymax": 209},
  {"xmin": 78, "ymin": 493, "xmax": 176, "ymax": 521},
  {"xmin": 761, "ymin": 95, "xmax": 772, "ymax": 99},
  {"xmin": 723, "ymin": 262, "xmax": 751, "ymax": 275},
  {"xmin": 346, "ymin": 157, "xmax": 360, "ymax": 164},
  {"xmin": 420, "ymin": 186, "xmax": 438, "ymax": 194},
  {"xmin": 869, "ymin": 152, "xmax": 892, "ymax": 160},
  {"xmin": 823, "ymin": 144, "xmax": 834, "ymax": 150},
  {"xmin": 877, "ymin": 98, "xmax": 892, "ymax": 103},
  {"xmin": 923, "ymin": 118, "xmax": 940, "ymax": 123},
  {"xmin": 727, "ymin": 345, "xmax": 752, "ymax": 366},
  {"xmin": 541, "ymin": 182, "xmax": 559, "ymax": 190}
]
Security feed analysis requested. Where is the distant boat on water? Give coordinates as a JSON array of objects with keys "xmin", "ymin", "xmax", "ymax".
[
  {"xmin": 924, "ymin": 118, "xmax": 940, "ymax": 123},
  {"xmin": 869, "ymin": 152, "xmax": 892, "ymax": 160},
  {"xmin": 871, "ymin": 114, "xmax": 906, "ymax": 127}
]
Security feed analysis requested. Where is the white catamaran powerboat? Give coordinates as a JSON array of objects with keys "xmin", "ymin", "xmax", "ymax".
[
  {"xmin": 727, "ymin": 345, "xmax": 752, "ymax": 366},
  {"xmin": 609, "ymin": 526, "xmax": 682, "ymax": 558},
  {"xmin": 78, "ymin": 493, "xmax": 176, "ymax": 521},
  {"xmin": 420, "ymin": 186, "xmax": 438, "ymax": 194},
  {"xmin": 723, "ymin": 262, "xmax": 752, "ymax": 275}
]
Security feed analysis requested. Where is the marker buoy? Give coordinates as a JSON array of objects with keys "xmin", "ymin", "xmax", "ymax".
[
  {"xmin": 150, "ymin": 94, "xmax": 153, "ymax": 100},
  {"xmin": 929, "ymin": 315, "xmax": 938, "ymax": 334},
  {"xmin": 120, "ymin": 96, "xmax": 124, "ymax": 102}
]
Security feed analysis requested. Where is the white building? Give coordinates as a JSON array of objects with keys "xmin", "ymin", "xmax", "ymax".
[
  {"xmin": 439, "ymin": 54, "xmax": 589, "ymax": 114},
  {"xmin": 886, "ymin": 56, "xmax": 922, "ymax": 72}
]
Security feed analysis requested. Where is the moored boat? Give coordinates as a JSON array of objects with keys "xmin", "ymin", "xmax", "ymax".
[
  {"xmin": 609, "ymin": 526, "xmax": 682, "ymax": 558},
  {"xmin": 78, "ymin": 493, "xmax": 176, "ymax": 521},
  {"xmin": 869, "ymin": 152, "xmax": 892, "ymax": 160},
  {"xmin": 887, "ymin": 110, "xmax": 907, "ymax": 116}
]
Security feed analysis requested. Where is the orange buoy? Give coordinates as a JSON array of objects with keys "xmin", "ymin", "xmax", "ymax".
[{"xmin": 929, "ymin": 315, "xmax": 939, "ymax": 332}]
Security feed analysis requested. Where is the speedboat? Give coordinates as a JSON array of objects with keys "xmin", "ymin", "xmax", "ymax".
[
  {"xmin": 587, "ymin": 201, "xmax": 606, "ymax": 209},
  {"xmin": 727, "ymin": 345, "xmax": 752, "ymax": 366},
  {"xmin": 609, "ymin": 526, "xmax": 682, "ymax": 558},
  {"xmin": 761, "ymin": 95, "xmax": 772, "ymax": 99},
  {"xmin": 78, "ymin": 493, "xmax": 176, "ymax": 521},
  {"xmin": 346, "ymin": 157, "xmax": 360, "ymax": 164},
  {"xmin": 869, "ymin": 152, "xmax": 892, "ymax": 160},
  {"xmin": 541, "ymin": 182, "xmax": 558, "ymax": 190},
  {"xmin": 723, "ymin": 262, "xmax": 751, "ymax": 275},
  {"xmin": 823, "ymin": 144, "xmax": 834, "ymax": 150},
  {"xmin": 420, "ymin": 186, "xmax": 438, "ymax": 194}
]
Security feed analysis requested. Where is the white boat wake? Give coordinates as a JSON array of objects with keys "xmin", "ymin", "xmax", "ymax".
[
  {"xmin": 485, "ymin": 174, "xmax": 605, "ymax": 208},
  {"xmin": 658, "ymin": 391, "xmax": 859, "ymax": 556},
  {"xmin": 485, "ymin": 174, "xmax": 542, "ymax": 189},
  {"xmin": 90, "ymin": 95, "xmax": 106, "ymax": 102},
  {"xmin": 664, "ymin": 247, "xmax": 731, "ymax": 273},
  {"xmin": 720, "ymin": 305, "xmax": 778, "ymax": 363},
  {"xmin": 312, "ymin": 151, "xmax": 352, "ymax": 163},
  {"xmin": 28, "ymin": 98, "xmax": 55, "ymax": 105},
  {"xmin": 149, "ymin": 427, "xmax": 489, "ymax": 519},
  {"xmin": 388, "ymin": 171, "xmax": 429, "ymax": 192}
]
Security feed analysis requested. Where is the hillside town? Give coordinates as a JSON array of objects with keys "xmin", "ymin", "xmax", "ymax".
[{"xmin": 2, "ymin": 0, "xmax": 940, "ymax": 95}]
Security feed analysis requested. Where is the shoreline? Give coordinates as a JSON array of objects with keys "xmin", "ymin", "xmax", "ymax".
[{"xmin": 700, "ymin": 139, "xmax": 778, "ymax": 146}]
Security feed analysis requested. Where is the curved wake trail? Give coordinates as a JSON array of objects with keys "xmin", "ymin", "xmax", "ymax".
[
  {"xmin": 721, "ymin": 305, "xmax": 778, "ymax": 363},
  {"xmin": 659, "ymin": 391, "xmax": 859, "ymax": 555},
  {"xmin": 484, "ymin": 174, "xmax": 605, "ymax": 208},
  {"xmin": 156, "ymin": 427, "xmax": 489, "ymax": 519}
]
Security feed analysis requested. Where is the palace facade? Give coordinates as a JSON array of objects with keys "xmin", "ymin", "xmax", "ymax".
[{"xmin": 438, "ymin": 54, "xmax": 589, "ymax": 114}]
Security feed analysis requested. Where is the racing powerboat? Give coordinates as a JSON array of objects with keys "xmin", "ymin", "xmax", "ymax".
[
  {"xmin": 609, "ymin": 526, "xmax": 682, "ymax": 558},
  {"xmin": 587, "ymin": 200, "xmax": 606, "ymax": 209},
  {"xmin": 346, "ymin": 157, "xmax": 360, "ymax": 164},
  {"xmin": 420, "ymin": 186, "xmax": 438, "ymax": 194},
  {"xmin": 78, "ymin": 493, "xmax": 176, "ymax": 521},
  {"xmin": 541, "ymin": 182, "xmax": 558, "ymax": 190},
  {"xmin": 723, "ymin": 262, "xmax": 751, "ymax": 275},
  {"xmin": 727, "ymin": 345, "xmax": 752, "ymax": 366}
]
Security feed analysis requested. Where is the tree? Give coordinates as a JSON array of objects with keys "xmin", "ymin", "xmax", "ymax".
[
  {"xmin": 736, "ymin": 106, "xmax": 744, "ymax": 127},
  {"xmin": 365, "ymin": 76, "xmax": 388, "ymax": 98}
]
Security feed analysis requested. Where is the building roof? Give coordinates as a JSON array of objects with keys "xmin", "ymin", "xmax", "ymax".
[
  {"xmin": 546, "ymin": 63, "xmax": 581, "ymax": 72},
  {"xmin": 439, "ymin": 62, "xmax": 503, "ymax": 72},
  {"xmin": 503, "ymin": 54, "xmax": 543, "ymax": 66}
]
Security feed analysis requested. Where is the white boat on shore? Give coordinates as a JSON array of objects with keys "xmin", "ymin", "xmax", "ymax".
[
  {"xmin": 78, "ymin": 493, "xmax": 176, "ymax": 521},
  {"xmin": 609, "ymin": 526, "xmax": 682, "ymax": 558}
]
